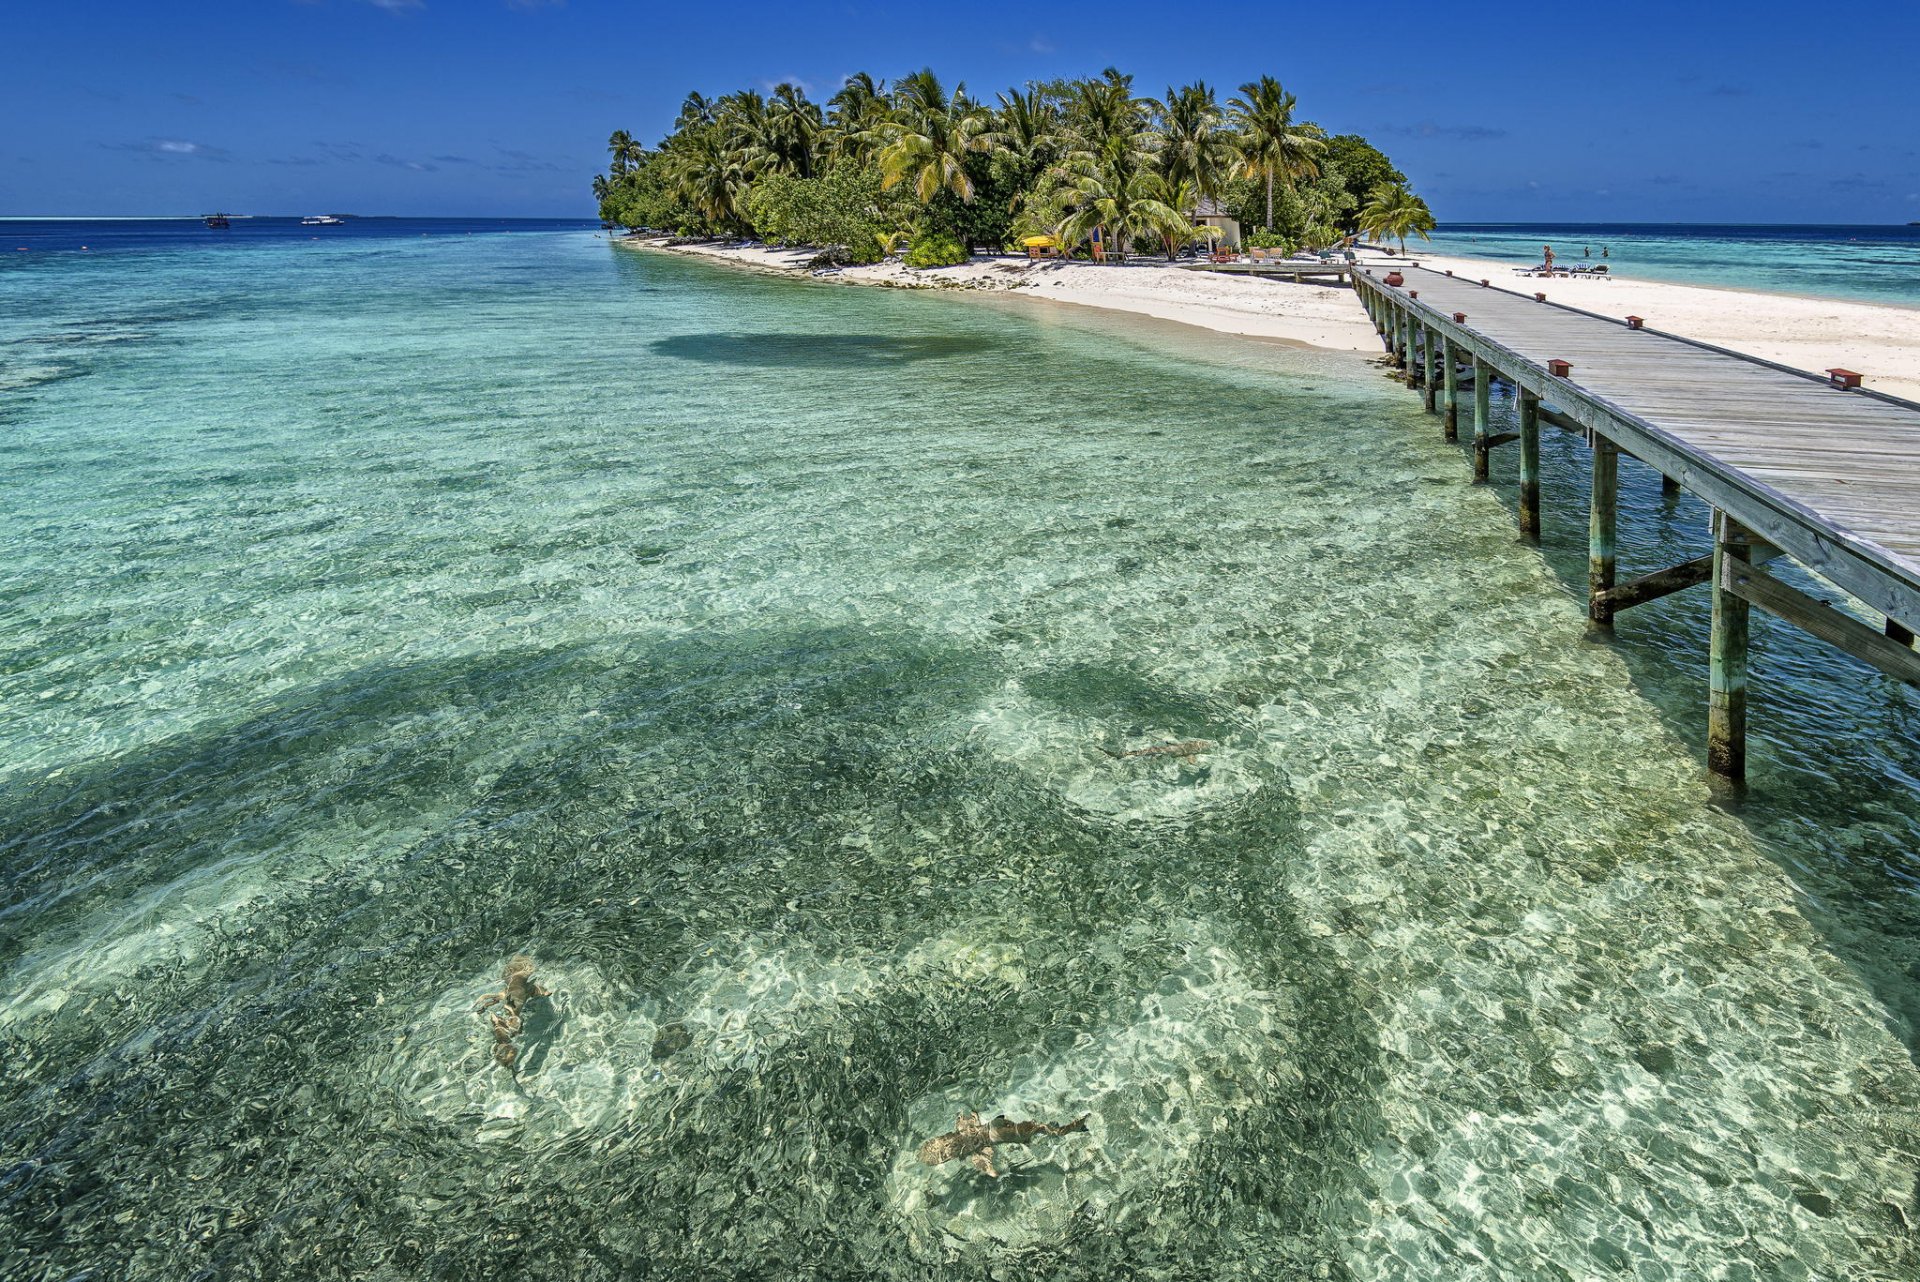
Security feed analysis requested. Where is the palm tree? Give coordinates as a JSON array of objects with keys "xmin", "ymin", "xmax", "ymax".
[
  {"xmin": 1052, "ymin": 151, "xmax": 1185, "ymax": 260},
  {"xmin": 765, "ymin": 82, "xmax": 823, "ymax": 177},
  {"xmin": 1358, "ymin": 182, "xmax": 1435, "ymax": 254},
  {"xmin": 662, "ymin": 130, "xmax": 749, "ymax": 229},
  {"xmin": 877, "ymin": 69, "xmax": 996, "ymax": 203},
  {"xmin": 606, "ymin": 130, "xmax": 643, "ymax": 179},
  {"xmin": 826, "ymin": 73, "xmax": 889, "ymax": 166},
  {"xmin": 1063, "ymin": 68, "xmax": 1151, "ymax": 158},
  {"xmin": 992, "ymin": 86, "xmax": 1064, "ymax": 173},
  {"xmin": 1155, "ymin": 81, "xmax": 1236, "ymax": 212},
  {"xmin": 1228, "ymin": 76, "xmax": 1325, "ymax": 231},
  {"xmin": 675, "ymin": 93, "xmax": 715, "ymax": 132}
]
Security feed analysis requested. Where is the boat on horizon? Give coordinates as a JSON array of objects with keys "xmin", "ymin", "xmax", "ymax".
[
  {"xmin": 203, "ymin": 213, "xmax": 231, "ymax": 229},
  {"xmin": 300, "ymin": 214, "xmax": 347, "ymax": 226}
]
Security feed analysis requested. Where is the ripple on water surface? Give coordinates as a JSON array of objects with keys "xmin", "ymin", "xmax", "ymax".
[{"xmin": 1, "ymin": 234, "xmax": 1918, "ymax": 1280}]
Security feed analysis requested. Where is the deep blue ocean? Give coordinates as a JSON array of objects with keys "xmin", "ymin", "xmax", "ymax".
[
  {"xmin": 3, "ymin": 214, "xmax": 600, "ymax": 254},
  {"xmin": 4, "ymin": 217, "xmax": 1920, "ymax": 1279},
  {"xmin": 1424, "ymin": 221, "xmax": 1920, "ymax": 305}
]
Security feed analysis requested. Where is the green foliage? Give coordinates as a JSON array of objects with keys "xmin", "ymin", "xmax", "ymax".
[
  {"xmin": 1320, "ymin": 135, "xmax": 1405, "ymax": 226},
  {"xmin": 902, "ymin": 231, "xmax": 969, "ymax": 268},
  {"xmin": 590, "ymin": 69, "xmax": 1427, "ymax": 256},
  {"xmin": 1358, "ymin": 181, "xmax": 1435, "ymax": 253},
  {"xmin": 741, "ymin": 164, "xmax": 907, "ymax": 264},
  {"xmin": 1245, "ymin": 228, "xmax": 1293, "ymax": 251}
]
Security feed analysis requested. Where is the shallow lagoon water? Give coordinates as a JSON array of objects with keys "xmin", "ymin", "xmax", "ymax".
[{"xmin": 3, "ymin": 229, "xmax": 1920, "ymax": 1279}]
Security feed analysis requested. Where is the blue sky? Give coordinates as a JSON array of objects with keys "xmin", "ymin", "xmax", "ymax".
[{"xmin": 6, "ymin": 0, "xmax": 1918, "ymax": 222}]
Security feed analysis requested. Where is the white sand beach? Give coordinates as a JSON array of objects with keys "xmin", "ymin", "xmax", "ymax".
[{"xmin": 627, "ymin": 237, "xmax": 1920, "ymax": 402}]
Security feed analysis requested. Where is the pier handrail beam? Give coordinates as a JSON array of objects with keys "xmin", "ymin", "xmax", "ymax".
[{"xmin": 1358, "ymin": 268, "xmax": 1920, "ymax": 632}]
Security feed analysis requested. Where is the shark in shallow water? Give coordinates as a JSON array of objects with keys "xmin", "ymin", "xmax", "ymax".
[
  {"xmin": 917, "ymin": 1111, "xmax": 1090, "ymax": 1177},
  {"xmin": 475, "ymin": 955, "xmax": 552, "ymax": 1070}
]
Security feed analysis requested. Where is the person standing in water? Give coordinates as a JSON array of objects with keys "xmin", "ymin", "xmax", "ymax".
[
  {"xmin": 1544, "ymin": 245, "xmax": 1555, "ymax": 270},
  {"xmin": 1602, "ymin": 245, "xmax": 1609, "ymax": 258}
]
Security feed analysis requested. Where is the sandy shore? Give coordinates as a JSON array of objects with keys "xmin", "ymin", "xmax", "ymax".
[
  {"xmin": 623, "ymin": 237, "xmax": 1920, "ymax": 401},
  {"xmin": 620, "ymin": 238, "xmax": 1380, "ymax": 351}
]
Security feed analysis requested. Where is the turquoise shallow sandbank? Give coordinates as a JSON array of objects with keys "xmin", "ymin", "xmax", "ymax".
[{"xmin": 3, "ymin": 225, "xmax": 1920, "ymax": 1279}]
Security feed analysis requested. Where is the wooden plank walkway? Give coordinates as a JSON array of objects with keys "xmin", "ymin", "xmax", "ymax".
[
  {"xmin": 1354, "ymin": 264, "xmax": 1920, "ymax": 784},
  {"xmin": 1178, "ymin": 261, "xmax": 1352, "ymax": 283}
]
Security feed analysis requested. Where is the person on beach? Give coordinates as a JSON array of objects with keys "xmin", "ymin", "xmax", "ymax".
[{"xmin": 1543, "ymin": 245, "xmax": 1555, "ymax": 270}]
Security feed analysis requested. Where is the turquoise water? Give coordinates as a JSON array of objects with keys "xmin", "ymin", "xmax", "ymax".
[
  {"xmin": 1422, "ymin": 223, "xmax": 1920, "ymax": 306},
  {"xmin": 4, "ymin": 226, "xmax": 1920, "ymax": 1279}
]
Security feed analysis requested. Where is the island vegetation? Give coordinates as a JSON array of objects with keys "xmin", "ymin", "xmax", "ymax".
[{"xmin": 593, "ymin": 69, "xmax": 1433, "ymax": 266}]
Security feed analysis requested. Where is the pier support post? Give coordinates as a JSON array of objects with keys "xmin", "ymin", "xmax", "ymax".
[
  {"xmin": 1441, "ymin": 337, "xmax": 1459, "ymax": 442},
  {"xmin": 1518, "ymin": 391, "xmax": 1541, "ymax": 538},
  {"xmin": 1588, "ymin": 437, "xmax": 1619, "ymax": 625},
  {"xmin": 1391, "ymin": 308, "xmax": 1405, "ymax": 368},
  {"xmin": 1708, "ymin": 511, "xmax": 1751, "ymax": 783},
  {"xmin": 1471, "ymin": 359, "xmax": 1491, "ymax": 483},
  {"xmin": 1406, "ymin": 321, "xmax": 1421, "ymax": 389},
  {"xmin": 1423, "ymin": 327, "xmax": 1440, "ymax": 411}
]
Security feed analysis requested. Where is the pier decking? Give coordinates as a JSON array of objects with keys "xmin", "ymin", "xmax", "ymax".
[
  {"xmin": 1354, "ymin": 265, "xmax": 1920, "ymax": 783},
  {"xmin": 1178, "ymin": 260, "xmax": 1353, "ymax": 284}
]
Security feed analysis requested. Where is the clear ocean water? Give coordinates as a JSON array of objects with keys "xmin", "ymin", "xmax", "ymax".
[
  {"xmin": 3, "ymin": 219, "xmax": 1920, "ymax": 1280},
  {"xmin": 1421, "ymin": 223, "xmax": 1920, "ymax": 306}
]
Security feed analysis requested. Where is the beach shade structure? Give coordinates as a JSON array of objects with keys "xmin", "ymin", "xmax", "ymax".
[
  {"xmin": 1022, "ymin": 234, "xmax": 1060, "ymax": 262},
  {"xmin": 1827, "ymin": 368, "xmax": 1864, "ymax": 389}
]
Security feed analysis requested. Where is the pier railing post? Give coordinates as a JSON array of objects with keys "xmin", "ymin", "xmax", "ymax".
[
  {"xmin": 1423, "ymin": 326, "xmax": 1440, "ymax": 411},
  {"xmin": 1708, "ymin": 510, "xmax": 1751, "ymax": 783},
  {"xmin": 1588, "ymin": 436, "xmax": 1619, "ymax": 625},
  {"xmin": 1441, "ymin": 337, "xmax": 1459, "ymax": 442},
  {"xmin": 1471, "ymin": 359, "xmax": 1491, "ymax": 483},
  {"xmin": 1519, "ymin": 391, "xmax": 1541, "ymax": 538}
]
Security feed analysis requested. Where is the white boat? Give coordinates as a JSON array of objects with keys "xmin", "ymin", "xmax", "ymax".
[{"xmin": 299, "ymin": 214, "xmax": 347, "ymax": 226}]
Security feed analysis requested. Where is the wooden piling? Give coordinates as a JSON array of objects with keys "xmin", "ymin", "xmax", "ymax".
[
  {"xmin": 1588, "ymin": 437, "xmax": 1618, "ymax": 625},
  {"xmin": 1405, "ymin": 320, "xmax": 1421, "ymax": 389},
  {"xmin": 1708, "ymin": 511, "xmax": 1751, "ymax": 782},
  {"xmin": 1518, "ymin": 391, "xmax": 1540, "ymax": 538},
  {"xmin": 1471, "ymin": 358, "xmax": 1491, "ymax": 483},
  {"xmin": 1423, "ymin": 326, "xmax": 1440, "ymax": 411},
  {"xmin": 1441, "ymin": 337, "xmax": 1459, "ymax": 442}
]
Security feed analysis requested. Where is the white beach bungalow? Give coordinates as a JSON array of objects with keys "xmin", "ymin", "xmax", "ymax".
[{"xmin": 1194, "ymin": 199, "xmax": 1241, "ymax": 251}]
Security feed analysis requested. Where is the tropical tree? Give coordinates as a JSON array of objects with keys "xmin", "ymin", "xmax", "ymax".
[
  {"xmin": 877, "ymin": 69, "xmax": 997, "ymax": 203},
  {"xmin": 1358, "ymin": 182, "xmax": 1435, "ymax": 254},
  {"xmin": 606, "ymin": 130, "xmax": 643, "ymax": 178},
  {"xmin": 1155, "ymin": 81, "xmax": 1236, "ymax": 210},
  {"xmin": 1051, "ymin": 151, "xmax": 1184, "ymax": 259},
  {"xmin": 1228, "ymin": 76, "xmax": 1325, "ymax": 231},
  {"xmin": 765, "ymin": 83, "xmax": 823, "ymax": 178},
  {"xmin": 826, "ymin": 73, "xmax": 890, "ymax": 166}
]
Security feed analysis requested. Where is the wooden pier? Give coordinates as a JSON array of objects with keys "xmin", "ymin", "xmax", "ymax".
[
  {"xmin": 1354, "ymin": 265, "xmax": 1920, "ymax": 784},
  {"xmin": 1179, "ymin": 261, "xmax": 1353, "ymax": 284}
]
